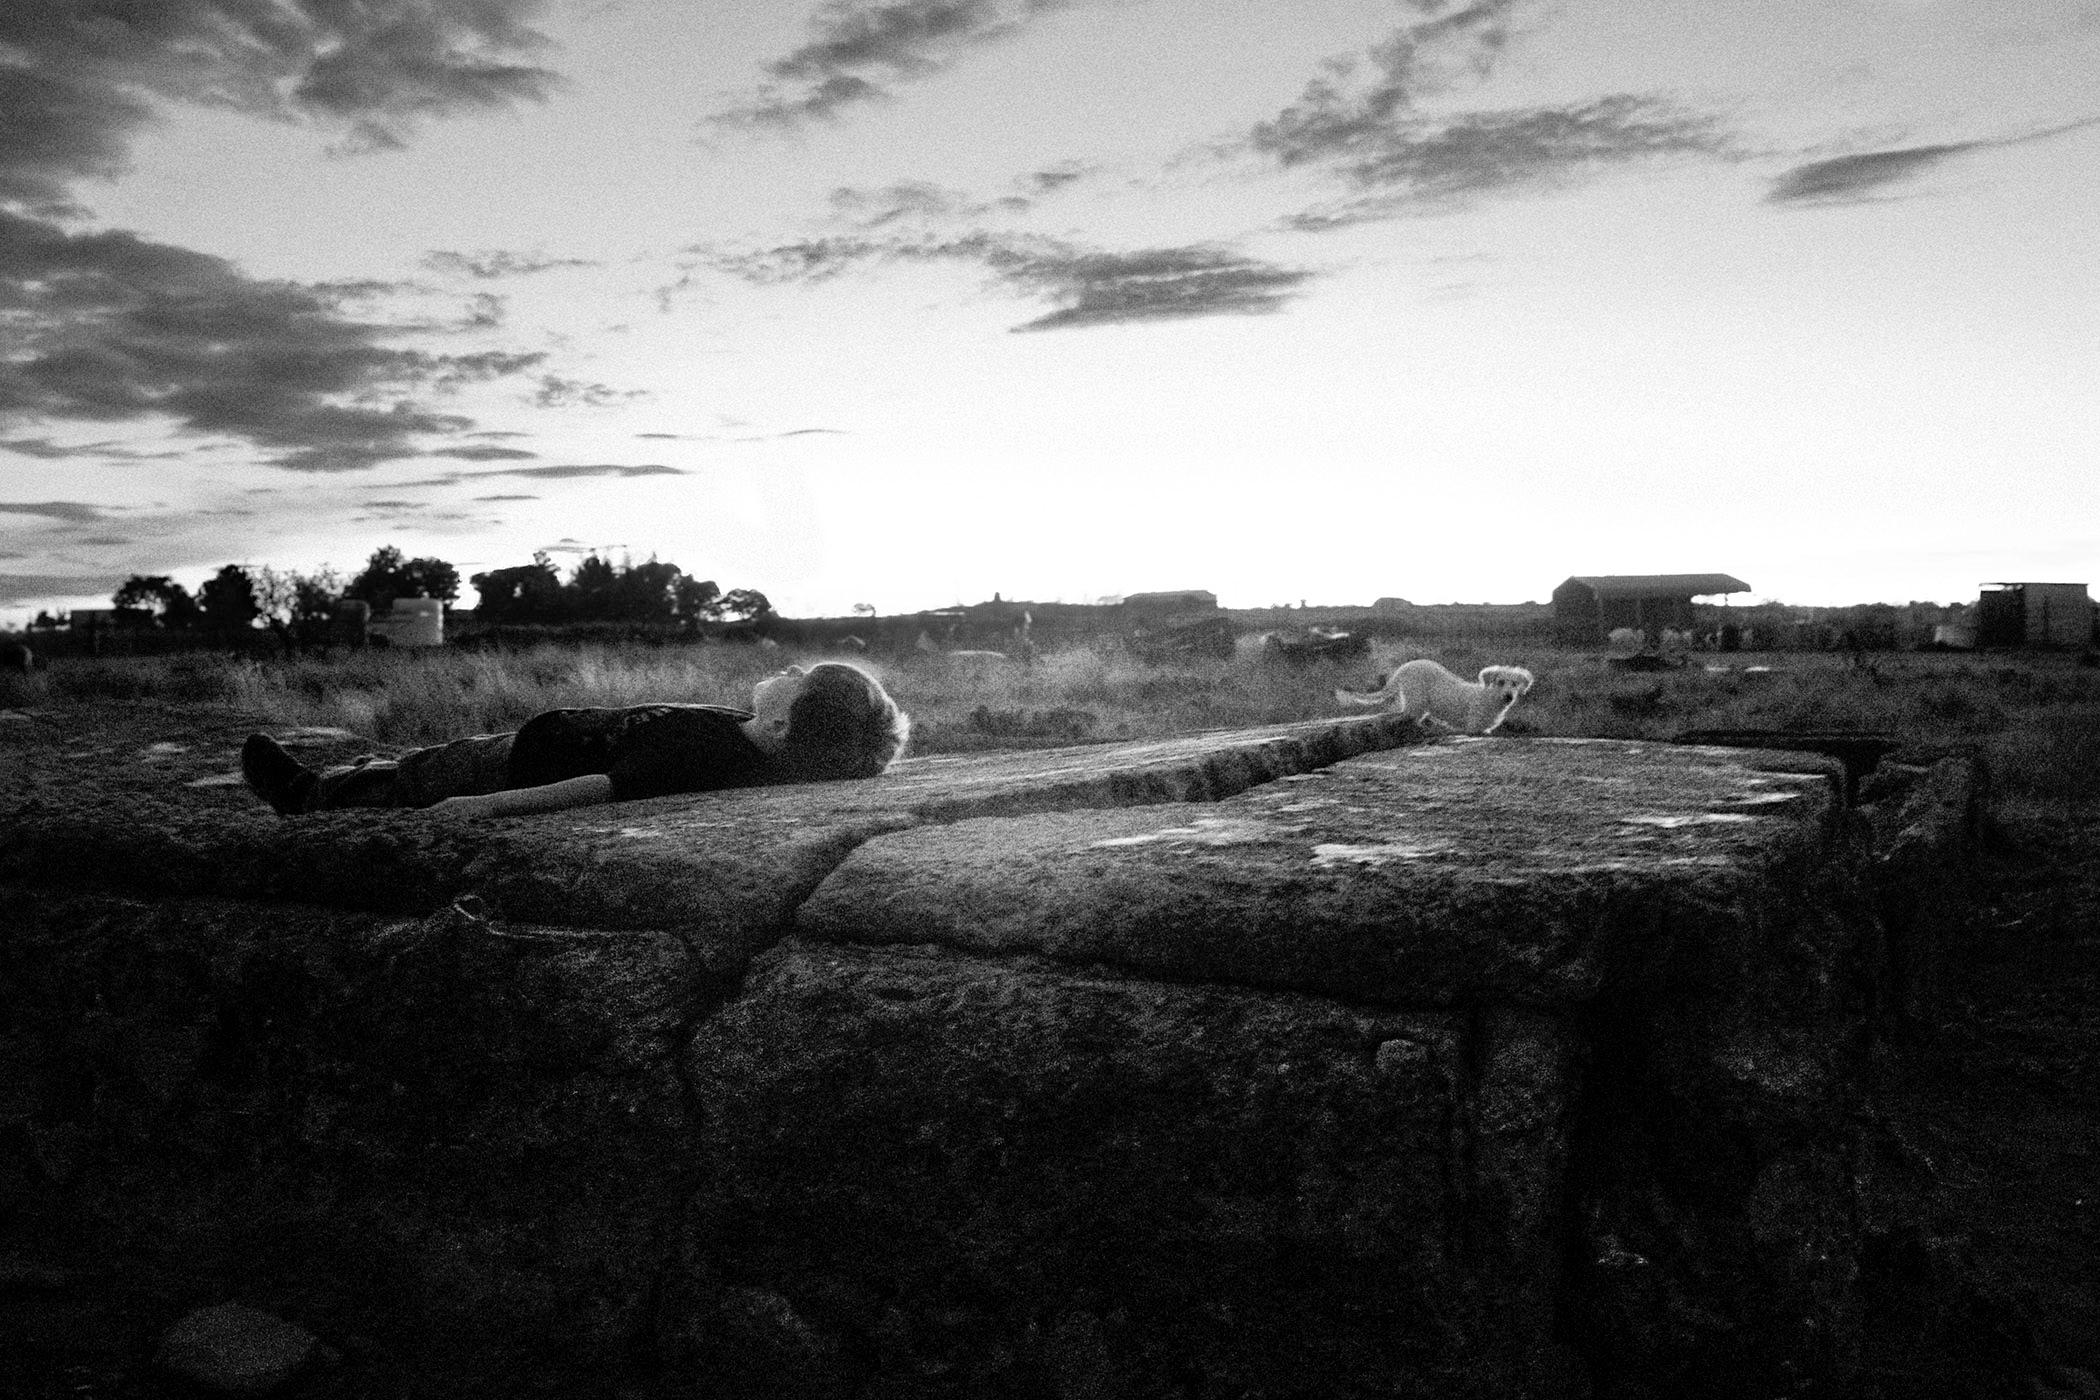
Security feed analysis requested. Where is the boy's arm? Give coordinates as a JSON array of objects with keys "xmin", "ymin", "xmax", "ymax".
[{"xmin": 427, "ymin": 773, "xmax": 615, "ymax": 820}]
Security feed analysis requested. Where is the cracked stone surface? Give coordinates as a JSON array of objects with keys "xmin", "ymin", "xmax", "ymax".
[
  {"xmin": 798, "ymin": 737, "xmax": 1845, "ymax": 1005},
  {"xmin": 0, "ymin": 709, "xmax": 1979, "ymax": 1400}
]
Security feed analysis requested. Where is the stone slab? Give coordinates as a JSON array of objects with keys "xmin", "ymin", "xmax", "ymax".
[
  {"xmin": 0, "ymin": 713, "xmax": 1413, "ymax": 970},
  {"xmin": 798, "ymin": 737, "xmax": 1848, "ymax": 1005}
]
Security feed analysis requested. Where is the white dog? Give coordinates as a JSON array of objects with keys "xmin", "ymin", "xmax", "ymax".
[{"xmin": 1335, "ymin": 659, "xmax": 1536, "ymax": 734}]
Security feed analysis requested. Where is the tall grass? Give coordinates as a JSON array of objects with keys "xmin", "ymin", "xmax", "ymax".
[{"xmin": 10, "ymin": 637, "xmax": 2099, "ymax": 804}]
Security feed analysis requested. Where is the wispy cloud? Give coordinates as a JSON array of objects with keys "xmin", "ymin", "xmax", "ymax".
[
  {"xmin": 823, "ymin": 166, "xmax": 1093, "ymax": 230},
  {"xmin": 635, "ymin": 427, "xmax": 847, "ymax": 442},
  {"xmin": 702, "ymin": 232, "xmax": 1314, "ymax": 330},
  {"xmin": 1246, "ymin": 0, "xmax": 1520, "ymax": 168},
  {"xmin": 1279, "ymin": 97, "xmax": 1731, "ymax": 227},
  {"xmin": 424, "ymin": 248, "xmax": 600, "ymax": 279},
  {"xmin": 0, "ymin": 435, "xmax": 204, "ymax": 463},
  {"xmin": 709, "ymin": 0, "xmax": 1077, "ymax": 130},
  {"xmin": 0, "ymin": 501, "xmax": 112, "ymax": 526},
  {"xmin": 393, "ymin": 463, "xmax": 686, "ymax": 487},
  {"xmin": 1766, "ymin": 118, "xmax": 2099, "ymax": 204},
  {"xmin": 532, "ymin": 376, "xmax": 650, "ymax": 409},
  {"xmin": 1233, "ymin": 0, "xmax": 1728, "ymax": 223},
  {"xmin": 431, "ymin": 444, "xmax": 541, "ymax": 461},
  {"xmin": 827, "ymin": 180, "xmax": 1026, "ymax": 228},
  {"xmin": 492, "ymin": 463, "xmax": 684, "ymax": 480},
  {"xmin": 0, "ymin": 573, "xmax": 123, "ymax": 607},
  {"xmin": 0, "ymin": 438, "xmax": 92, "ymax": 460}
]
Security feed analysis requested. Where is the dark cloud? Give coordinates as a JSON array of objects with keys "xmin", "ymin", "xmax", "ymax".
[
  {"xmin": 473, "ymin": 493, "xmax": 539, "ymax": 501},
  {"xmin": 0, "ymin": 64, "xmax": 148, "ymax": 217},
  {"xmin": 0, "ymin": 501, "xmax": 110, "ymax": 525},
  {"xmin": 408, "ymin": 348, "xmax": 549, "ymax": 392},
  {"xmin": 532, "ymin": 376, "xmax": 650, "ymax": 409},
  {"xmin": 710, "ymin": 0, "xmax": 1075, "ymax": 129},
  {"xmin": 0, "ymin": 1, "xmax": 559, "ymax": 196},
  {"xmin": 0, "ymin": 211, "xmax": 553, "ymax": 471},
  {"xmin": 702, "ymin": 232, "xmax": 1313, "ymax": 331},
  {"xmin": 424, "ymin": 248, "xmax": 600, "ymax": 279},
  {"xmin": 358, "ymin": 499, "xmax": 424, "ymax": 510},
  {"xmin": 0, "ymin": 437, "xmax": 86, "ymax": 459},
  {"xmin": 0, "ymin": 572, "xmax": 119, "ymax": 606},
  {"xmin": 1766, "ymin": 120, "xmax": 2098, "ymax": 205},
  {"xmin": 1237, "ymin": 1, "xmax": 1727, "ymax": 222},
  {"xmin": 0, "ymin": 3, "xmax": 561, "ymax": 471},
  {"xmin": 1765, "ymin": 145, "xmax": 1970, "ymax": 204},
  {"xmin": 1279, "ymin": 97, "xmax": 1730, "ymax": 226},
  {"xmin": 1250, "ymin": 0, "xmax": 1519, "ymax": 168}
]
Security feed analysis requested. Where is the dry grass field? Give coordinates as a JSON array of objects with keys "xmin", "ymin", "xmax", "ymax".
[
  {"xmin": 7, "ymin": 635, "xmax": 2097, "ymax": 807},
  {"xmin": 3, "ymin": 635, "xmax": 2098, "ymax": 1394}
]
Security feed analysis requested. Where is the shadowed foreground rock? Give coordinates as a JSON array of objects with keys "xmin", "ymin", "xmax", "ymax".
[{"xmin": 0, "ymin": 714, "xmax": 1981, "ymax": 1398}]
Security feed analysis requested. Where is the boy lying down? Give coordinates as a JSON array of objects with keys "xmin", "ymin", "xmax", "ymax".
[{"xmin": 241, "ymin": 662, "xmax": 910, "ymax": 819}]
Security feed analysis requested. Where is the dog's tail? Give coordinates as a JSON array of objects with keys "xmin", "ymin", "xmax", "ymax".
[{"xmin": 1334, "ymin": 671, "xmax": 1400, "ymax": 710}]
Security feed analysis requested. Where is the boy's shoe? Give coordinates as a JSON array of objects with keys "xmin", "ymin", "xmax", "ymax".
[{"xmin": 241, "ymin": 733, "xmax": 316, "ymax": 816}]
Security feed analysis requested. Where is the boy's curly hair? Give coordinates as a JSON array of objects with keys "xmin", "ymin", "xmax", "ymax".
[{"xmin": 779, "ymin": 662, "xmax": 910, "ymax": 782}]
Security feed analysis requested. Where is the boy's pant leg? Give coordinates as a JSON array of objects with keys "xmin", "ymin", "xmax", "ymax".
[{"xmin": 308, "ymin": 733, "xmax": 516, "ymax": 810}]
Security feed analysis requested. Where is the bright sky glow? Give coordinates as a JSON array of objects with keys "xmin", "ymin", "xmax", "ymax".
[{"xmin": 3, "ymin": 0, "xmax": 2096, "ymax": 623}]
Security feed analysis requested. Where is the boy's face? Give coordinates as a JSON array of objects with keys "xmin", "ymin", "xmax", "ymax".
[{"xmin": 748, "ymin": 665, "xmax": 808, "ymax": 748}]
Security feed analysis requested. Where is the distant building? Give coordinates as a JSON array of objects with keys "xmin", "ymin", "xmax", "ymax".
[
  {"xmin": 1121, "ymin": 590, "xmax": 1218, "ymax": 614},
  {"xmin": 1552, "ymin": 574, "xmax": 1751, "ymax": 644},
  {"xmin": 67, "ymin": 608, "xmax": 119, "ymax": 630},
  {"xmin": 1977, "ymin": 582, "xmax": 2092, "ymax": 648}
]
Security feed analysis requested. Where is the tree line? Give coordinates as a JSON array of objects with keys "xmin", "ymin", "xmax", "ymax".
[{"xmin": 29, "ymin": 546, "xmax": 772, "ymax": 645}]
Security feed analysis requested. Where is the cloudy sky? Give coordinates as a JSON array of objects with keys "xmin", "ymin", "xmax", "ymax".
[{"xmin": 2, "ymin": 0, "xmax": 2096, "ymax": 623}]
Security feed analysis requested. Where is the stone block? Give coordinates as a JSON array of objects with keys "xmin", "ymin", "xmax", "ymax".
[
  {"xmin": 677, "ymin": 938, "xmax": 1579, "ymax": 1398},
  {"xmin": 799, "ymin": 737, "xmax": 1847, "ymax": 1006}
]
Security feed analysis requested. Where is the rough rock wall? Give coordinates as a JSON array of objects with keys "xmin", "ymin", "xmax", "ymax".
[{"xmin": 0, "ymin": 718, "xmax": 1979, "ymax": 1399}]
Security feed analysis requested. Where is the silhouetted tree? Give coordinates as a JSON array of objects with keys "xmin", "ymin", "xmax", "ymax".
[
  {"xmin": 346, "ymin": 545, "xmax": 460, "ymax": 608},
  {"xmin": 254, "ymin": 565, "xmax": 344, "ymax": 654},
  {"xmin": 675, "ymin": 575, "xmax": 720, "ymax": 621},
  {"xmin": 716, "ymin": 588, "xmax": 773, "ymax": 622},
  {"xmin": 198, "ymin": 565, "xmax": 260, "ymax": 642},
  {"xmin": 568, "ymin": 553, "xmax": 621, "ymax": 620},
  {"xmin": 614, "ymin": 558, "xmax": 685, "ymax": 623},
  {"xmin": 470, "ymin": 554, "xmax": 564, "ymax": 623},
  {"xmin": 112, "ymin": 575, "xmax": 198, "ymax": 629}
]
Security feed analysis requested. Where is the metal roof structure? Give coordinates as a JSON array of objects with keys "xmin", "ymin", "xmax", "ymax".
[{"xmin": 1560, "ymin": 574, "xmax": 1751, "ymax": 599}]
